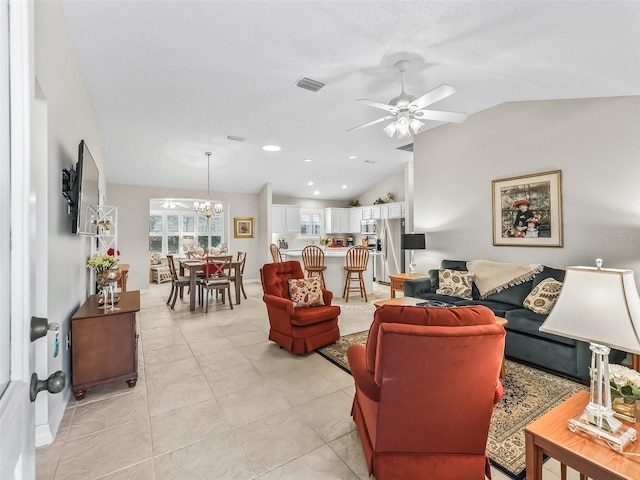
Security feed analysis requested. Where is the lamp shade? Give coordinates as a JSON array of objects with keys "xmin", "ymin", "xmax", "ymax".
[
  {"xmin": 401, "ymin": 233, "xmax": 426, "ymax": 251},
  {"xmin": 539, "ymin": 266, "xmax": 640, "ymax": 354}
]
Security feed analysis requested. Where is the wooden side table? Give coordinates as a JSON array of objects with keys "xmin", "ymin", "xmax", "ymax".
[
  {"xmin": 388, "ymin": 272, "xmax": 428, "ymax": 298},
  {"xmin": 525, "ymin": 390, "xmax": 640, "ymax": 480},
  {"xmin": 71, "ymin": 291, "xmax": 140, "ymax": 400}
]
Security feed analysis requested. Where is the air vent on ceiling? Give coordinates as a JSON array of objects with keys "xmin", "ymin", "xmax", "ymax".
[
  {"xmin": 227, "ymin": 135, "xmax": 246, "ymax": 142},
  {"xmin": 295, "ymin": 76, "xmax": 325, "ymax": 92},
  {"xmin": 397, "ymin": 143, "xmax": 414, "ymax": 152},
  {"xmin": 364, "ymin": 159, "xmax": 378, "ymax": 164}
]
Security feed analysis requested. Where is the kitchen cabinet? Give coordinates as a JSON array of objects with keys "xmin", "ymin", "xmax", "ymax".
[
  {"xmin": 371, "ymin": 205, "xmax": 383, "ymax": 219},
  {"xmin": 361, "ymin": 207, "xmax": 373, "ymax": 220},
  {"xmin": 349, "ymin": 208, "xmax": 363, "ymax": 233},
  {"xmin": 71, "ymin": 290, "xmax": 140, "ymax": 400},
  {"xmin": 325, "ymin": 208, "xmax": 350, "ymax": 233},
  {"xmin": 388, "ymin": 202, "xmax": 405, "ymax": 219},
  {"xmin": 272, "ymin": 205, "xmax": 301, "ymax": 233}
]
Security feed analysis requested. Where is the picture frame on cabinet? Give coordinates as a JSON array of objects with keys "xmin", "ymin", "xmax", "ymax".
[
  {"xmin": 234, "ymin": 217, "xmax": 254, "ymax": 238},
  {"xmin": 492, "ymin": 170, "xmax": 562, "ymax": 247}
]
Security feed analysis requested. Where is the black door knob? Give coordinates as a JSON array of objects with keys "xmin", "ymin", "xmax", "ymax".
[{"xmin": 30, "ymin": 370, "xmax": 66, "ymax": 402}]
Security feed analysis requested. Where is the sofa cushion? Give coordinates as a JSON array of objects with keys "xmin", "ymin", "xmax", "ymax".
[
  {"xmin": 428, "ymin": 269, "xmax": 439, "ymax": 290},
  {"xmin": 533, "ymin": 265, "xmax": 566, "ymax": 287},
  {"xmin": 523, "ymin": 277, "xmax": 562, "ymax": 314},
  {"xmin": 483, "ymin": 279, "xmax": 534, "ymax": 307},
  {"xmin": 504, "ymin": 308, "xmax": 576, "ymax": 346},
  {"xmin": 454, "ymin": 299, "xmax": 521, "ymax": 318},
  {"xmin": 413, "ymin": 292, "xmax": 469, "ymax": 305},
  {"xmin": 439, "ymin": 260, "xmax": 482, "ymax": 299},
  {"xmin": 288, "ymin": 277, "xmax": 325, "ymax": 307},
  {"xmin": 436, "ymin": 269, "xmax": 474, "ymax": 300}
]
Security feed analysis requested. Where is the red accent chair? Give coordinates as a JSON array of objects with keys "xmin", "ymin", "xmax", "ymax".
[
  {"xmin": 260, "ymin": 261, "xmax": 341, "ymax": 354},
  {"xmin": 347, "ymin": 305, "xmax": 505, "ymax": 480}
]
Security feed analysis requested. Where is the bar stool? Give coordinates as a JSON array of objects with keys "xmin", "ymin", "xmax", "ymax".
[
  {"xmin": 343, "ymin": 246, "xmax": 370, "ymax": 302},
  {"xmin": 301, "ymin": 245, "xmax": 327, "ymax": 290}
]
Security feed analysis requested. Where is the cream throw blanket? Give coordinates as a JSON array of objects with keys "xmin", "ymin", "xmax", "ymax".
[{"xmin": 466, "ymin": 260, "xmax": 543, "ymax": 298}]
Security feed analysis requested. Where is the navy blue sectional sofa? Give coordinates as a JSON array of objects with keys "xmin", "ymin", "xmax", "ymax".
[{"xmin": 403, "ymin": 259, "xmax": 624, "ymax": 381}]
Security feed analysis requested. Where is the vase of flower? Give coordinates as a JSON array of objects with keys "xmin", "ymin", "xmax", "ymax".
[
  {"xmin": 612, "ymin": 396, "xmax": 637, "ymax": 423},
  {"xmin": 609, "ymin": 364, "xmax": 640, "ymax": 422}
]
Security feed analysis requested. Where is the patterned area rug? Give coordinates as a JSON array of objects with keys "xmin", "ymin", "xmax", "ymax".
[{"xmin": 317, "ymin": 331, "xmax": 586, "ymax": 480}]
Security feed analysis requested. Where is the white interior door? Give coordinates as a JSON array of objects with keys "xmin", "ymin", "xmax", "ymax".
[{"xmin": 0, "ymin": 1, "xmax": 36, "ymax": 477}]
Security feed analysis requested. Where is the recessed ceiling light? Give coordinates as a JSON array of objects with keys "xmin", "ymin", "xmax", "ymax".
[
  {"xmin": 307, "ymin": 181, "xmax": 314, "ymax": 186},
  {"xmin": 341, "ymin": 185, "xmax": 347, "ymax": 189},
  {"xmin": 304, "ymin": 158, "xmax": 312, "ymax": 162},
  {"xmin": 348, "ymin": 155, "xmax": 357, "ymax": 159},
  {"xmin": 313, "ymin": 190, "xmax": 320, "ymax": 195},
  {"xmin": 262, "ymin": 144, "xmax": 281, "ymax": 152}
]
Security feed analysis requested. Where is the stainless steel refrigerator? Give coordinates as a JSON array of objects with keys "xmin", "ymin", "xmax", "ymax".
[{"xmin": 374, "ymin": 218, "xmax": 405, "ymax": 284}]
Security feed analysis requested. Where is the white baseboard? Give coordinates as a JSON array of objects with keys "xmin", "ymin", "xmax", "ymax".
[{"xmin": 35, "ymin": 388, "xmax": 70, "ymax": 447}]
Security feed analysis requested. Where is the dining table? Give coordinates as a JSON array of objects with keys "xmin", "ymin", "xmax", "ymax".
[{"xmin": 179, "ymin": 258, "xmax": 242, "ymax": 311}]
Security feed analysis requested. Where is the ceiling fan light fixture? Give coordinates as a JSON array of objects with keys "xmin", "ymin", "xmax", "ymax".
[
  {"xmin": 397, "ymin": 116, "xmax": 411, "ymax": 139},
  {"xmin": 409, "ymin": 118, "xmax": 425, "ymax": 134},
  {"xmin": 383, "ymin": 121, "xmax": 397, "ymax": 137}
]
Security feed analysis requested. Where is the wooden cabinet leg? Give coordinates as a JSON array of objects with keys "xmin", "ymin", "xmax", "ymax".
[
  {"xmin": 127, "ymin": 379, "xmax": 137, "ymax": 388},
  {"xmin": 74, "ymin": 390, "xmax": 86, "ymax": 400}
]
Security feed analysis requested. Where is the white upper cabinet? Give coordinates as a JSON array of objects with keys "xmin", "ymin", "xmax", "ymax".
[
  {"xmin": 272, "ymin": 205, "xmax": 301, "ymax": 233},
  {"xmin": 325, "ymin": 208, "xmax": 350, "ymax": 234},
  {"xmin": 349, "ymin": 208, "xmax": 363, "ymax": 233},
  {"xmin": 387, "ymin": 202, "xmax": 404, "ymax": 219}
]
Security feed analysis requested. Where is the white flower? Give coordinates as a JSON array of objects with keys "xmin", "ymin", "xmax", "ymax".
[{"xmin": 609, "ymin": 364, "xmax": 640, "ymax": 400}]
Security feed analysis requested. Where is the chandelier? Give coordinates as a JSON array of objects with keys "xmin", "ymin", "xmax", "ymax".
[{"xmin": 194, "ymin": 152, "xmax": 223, "ymax": 219}]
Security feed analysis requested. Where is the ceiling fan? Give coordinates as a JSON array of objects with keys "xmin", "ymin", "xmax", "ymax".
[
  {"xmin": 161, "ymin": 199, "xmax": 190, "ymax": 209},
  {"xmin": 346, "ymin": 60, "xmax": 468, "ymax": 139}
]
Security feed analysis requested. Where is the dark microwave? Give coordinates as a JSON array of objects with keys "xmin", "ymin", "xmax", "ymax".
[{"xmin": 360, "ymin": 220, "xmax": 376, "ymax": 234}]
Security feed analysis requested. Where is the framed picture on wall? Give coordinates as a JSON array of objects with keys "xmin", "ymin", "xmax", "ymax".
[
  {"xmin": 492, "ymin": 170, "xmax": 563, "ymax": 247},
  {"xmin": 234, "ymin": 217, "xmax": 254, "ymax": 238}
]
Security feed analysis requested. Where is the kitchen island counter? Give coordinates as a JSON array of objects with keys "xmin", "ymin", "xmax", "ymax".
[{"xmin": 282, "ymin": 248, "xmax": 377, "ymax": 297}]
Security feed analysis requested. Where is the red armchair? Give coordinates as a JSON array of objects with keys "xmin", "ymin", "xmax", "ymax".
[
  {"xmin": 260, "ymin": 261, "xmax": 341, "ymax": 354},
  {"xmin": 347, "ymin": 305, "xmax": 505, "ymax": 480}
]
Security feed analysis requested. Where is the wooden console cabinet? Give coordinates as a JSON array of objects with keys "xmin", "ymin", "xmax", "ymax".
[{"xmin": 71, "ymin": 290, "xmax": 140, "ymax": 400}]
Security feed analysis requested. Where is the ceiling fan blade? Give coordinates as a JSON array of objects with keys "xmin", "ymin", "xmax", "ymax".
[
  {"xmin": 409, "ymin": 84, "xmax": 456, "ymax": 111},
  {"xmin": 413, "ymin": 109, "xmax": 468, "ymax": 123},
  {"xmin": 346, "ymin": 115, "xmax": 395, "ymax": 133},
  {"xmin": 356, "ymin": 99, "xmax": 398, "ymax": 113}
]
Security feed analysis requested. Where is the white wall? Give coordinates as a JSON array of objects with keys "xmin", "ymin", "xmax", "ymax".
[
  {"xmin": 34, "ymin": 0, "xmax": 105, "ymax": 442},
  {"xmin": 107, "ymin": 184, "xmax": 262, "ymax": 289},
  {"xmin": 356, "ymin": 171, "xmax": 405, "ymax": 206},
  {"xmin": 413, "ymin": 96, "xmax": 640, "ymax": 280}
]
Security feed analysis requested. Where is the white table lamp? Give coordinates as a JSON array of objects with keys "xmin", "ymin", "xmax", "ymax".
[{"xmin": 539, "ymin": 259, "xmax": 640, "ymax": 452}]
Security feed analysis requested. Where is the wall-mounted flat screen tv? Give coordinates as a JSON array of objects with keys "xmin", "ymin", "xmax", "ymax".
[{"xmin": 73, "ymin": 140, "xmax": 100, "ymax": 235}]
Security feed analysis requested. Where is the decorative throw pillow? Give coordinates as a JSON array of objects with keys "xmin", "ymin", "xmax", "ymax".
[
  {"xmin": 436, "ymin": 269, "xmax": 474, "ymax": 300},
  {"xmin": 523, "ymin": 277, "xmax": 563, "ymax": 314},
  {"xmin": 288, "ymin": 278, "xmax": 325, "ymax": 307}
]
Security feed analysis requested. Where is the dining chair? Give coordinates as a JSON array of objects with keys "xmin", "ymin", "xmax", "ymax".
[
  {"xmin": 230, "ymin": 251, "xmax": 247, "ymax": 300},
  {"xmin": 343, "ymin": 245, "xmax": 370, "ymax": 302},
  {"xmin": 166, "ymin": 254, "xmax": 190, "ymax": 309},
  {"xmin": 201, "ymin": 255, "xmax": 233, "ymax": 312},
  {"xmin": 270, "ymin": 243, "xmax": 283, "ymax": 263},
  {"xmin": 301, "ymin": 245, "xmax": 327, "ymax": 290}
]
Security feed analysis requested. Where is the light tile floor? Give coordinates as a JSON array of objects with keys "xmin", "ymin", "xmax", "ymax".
[{"xmin": 36, "ymin": 281, "xmax": 576, "ymax": 479}]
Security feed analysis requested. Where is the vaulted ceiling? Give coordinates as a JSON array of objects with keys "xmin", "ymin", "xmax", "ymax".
[{"xmin": 59, "ymin": 1, "xmax": 640, "ymax": 201}]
